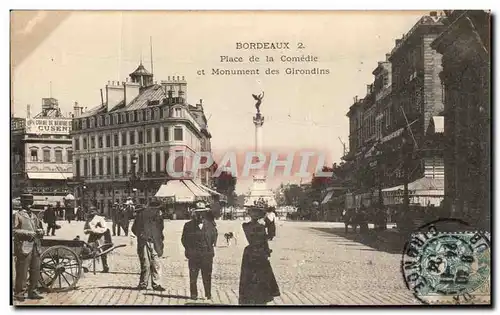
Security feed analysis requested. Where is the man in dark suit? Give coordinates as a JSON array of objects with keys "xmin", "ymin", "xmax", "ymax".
[
  {"xmin": 13, "ymin": 193, "xmax": 45, "ymax": 301},
  {"xmin": 44, "ymin": 204, "xmax": 57, "ymax": 236},
  {"xmin": 181, "ymin": 202, "xmax": 218, "ymax": 300},
  {"xmin": 131, "ymin": 199, "xmax": 165, "ymax": 291}
]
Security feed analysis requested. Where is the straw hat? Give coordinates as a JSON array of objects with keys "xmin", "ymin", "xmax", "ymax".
[{"xmin": 193, "ymin": 201, "xmax": 211, "ymax": 212}]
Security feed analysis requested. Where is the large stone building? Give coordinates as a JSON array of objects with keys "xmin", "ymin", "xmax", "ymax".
[
  {"xmin": 11, "ymin": 98, "xmax": 73, "ymax": 208},
  {"xmin": 71, "ymin": 63, "xmax": 213, "ymax": 215},
  {"xmin": 343, "ymin": 12, "xmax": 448, "ymax": 209},
  {"xmin": 431, "ymin": 10, "xmax": 491, "ymax": 229}
]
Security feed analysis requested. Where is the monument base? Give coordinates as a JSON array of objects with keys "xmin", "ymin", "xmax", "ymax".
[{"xmin": 244, "ymin": 174, "xmax": 277, "ymax": 207}]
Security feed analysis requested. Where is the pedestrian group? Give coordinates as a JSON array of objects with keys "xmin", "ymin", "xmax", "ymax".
[{"xmin": 13, "ymin": 194, "xmax": 281, "ymax": 305}]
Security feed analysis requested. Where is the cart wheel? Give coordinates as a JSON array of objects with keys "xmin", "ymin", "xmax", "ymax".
[{"xmin": 39, "ymin": 245, "xmax": 82, "ymax": 292}]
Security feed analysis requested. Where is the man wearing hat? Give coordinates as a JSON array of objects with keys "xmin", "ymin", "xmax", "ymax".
[
  {"xmin": 12, "ymin": 193, "xmax": 45, "ymax": 301},
  {"xmin": 111, "ymin": 203, "xmax": 120, "ymax": 236},
  {"xmin": 43, "ymin": 204, "xmax": 58, "ymax": 236},
  {"xmin": 131, "ymin": 199, "xmax": 165, "ymax": 291},
  {"xmin": 84, "ymin": 206, "xmax": 112, "ymax": 273},
  {"xmin": 181, "ymin": 201, "xmax": 218, "ymax": 300}
]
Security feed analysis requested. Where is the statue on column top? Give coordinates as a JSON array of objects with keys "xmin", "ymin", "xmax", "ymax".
[{"xmin": 252, "ymin": 92, "xmax": 265, "ymax": 114}]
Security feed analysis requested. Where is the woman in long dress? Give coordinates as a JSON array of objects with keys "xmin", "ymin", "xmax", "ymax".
[{"xmin": 239, "ymin": 207, "xmax": 280, "ymax": 305}]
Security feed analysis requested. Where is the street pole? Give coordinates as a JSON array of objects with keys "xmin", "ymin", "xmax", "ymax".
[{"xmin": 402, "ymin": 131, "xmax": 411, "ymax": 214}]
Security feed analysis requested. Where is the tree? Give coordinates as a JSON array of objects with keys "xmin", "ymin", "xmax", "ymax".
[
  {"xmin": 282, "ymin": 184, "xmax": 303, "ymax": 206},
  {"xmin": 212, "ymin": 162, "xmax": 237, "ymax": 206},
  {"xmin": 311, "ymin": 166, "xmax": 335, "ymax": 191}
]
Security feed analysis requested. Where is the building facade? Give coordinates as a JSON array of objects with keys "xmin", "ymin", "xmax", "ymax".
[
  {"xmin": 431, "ymin": 10, "xmax": 491, "ymax": 229},
  {"xmin": 11, "ymin": 98, "xmax": 73, "ymax": 208},
  {"xmin": 343, "ymin": 12, "xmax": 448, "ymax": 209},
  {"xmin": 71, "ymin": 63, "xmax": 213, "ymax": 215}
]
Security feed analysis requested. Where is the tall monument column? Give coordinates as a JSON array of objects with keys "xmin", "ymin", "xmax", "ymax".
[{"xmin": 244, "ymin": 92, "xmax": 277, "ymax": 208}]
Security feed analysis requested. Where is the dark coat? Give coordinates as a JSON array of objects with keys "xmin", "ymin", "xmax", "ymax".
[
  {"xmin": 44, "ymin": 207, "xmax": 57, "ymax": 224},
  {"xmin": 131, "ymin": 206, "xmax": 164, "ymax": 257},
  {"xmin": 239, "ymin": 221, "xmax": 280, "ymax": 305},
  {"xmin": 181, "ymin": 219, "xmax": 218, "ymax": 259}
]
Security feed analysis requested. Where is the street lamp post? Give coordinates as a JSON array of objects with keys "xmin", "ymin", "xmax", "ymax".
[
  {"xmin": 81, "ymin": 183, "xmax": 87, "ymax": 209},
  {"xmin": 130, "ymin": 154, "xmax": 138, "ymax": 198},
  {"xmin": 401, "ymin": 129, "xmax": 412, "ymax": 213},
  {"xmin": 375, "ymin": 141, "xmax": 383, "ymax": 208}
]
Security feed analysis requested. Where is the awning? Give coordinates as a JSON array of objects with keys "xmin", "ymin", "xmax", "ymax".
[
  {"xmin": 382, "ymin": 177, "xmax": 444, "ymax": 193},
  {"xmin": 65, "ymin": 193, "xmax": 75, "ymax": 200},
  {"xmin": 432, "ymin": 116, "xmax": 444, "ymax": 133},
  {"xmin": 198, "ymin": 184, "xmax": 225, "ymax": 197},
  {"xmin": 184, "ymin": 180, "xmax": 211, "ymax": 198},
  {"xmin": 32, "ymin": 195, "xmax": 65, "ymax": 205},
  {"xmin": 155, "ymin": 180, "xmax": 195, "ymax": 202},
  {"xmin": 27, "ymin": 172, "xmax": 72, "ymax": 180},
  {"xmin": 321, "ymin": 190, "xmax": 334, "ymax": 205}
]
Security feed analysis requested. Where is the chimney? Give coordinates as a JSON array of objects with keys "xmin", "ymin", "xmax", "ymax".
[
  {"xmin": 27, "ymin": 104, "xmax": 31, "ymax": 118},
  {"xmin": 430, "ymin": 11, "xmax": 437, "ymax": 17},
  {"xmin": 385, "ymin": 53, "xmax": 390, "ymax": 61},
  {"xmin": 367, "ymin": 84, "xmax": 372, "ymax": 94}
]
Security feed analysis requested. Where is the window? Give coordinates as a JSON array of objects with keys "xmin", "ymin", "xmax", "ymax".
[
  {"xmin": 75, "ymin": 160, "xmax": 80, "ymax": 178},
  {"xmin": 155, "ymin": 128, "xmax": 160, "ymax": 142},
  {"xmin": 106, "ymin": 135, "xmax": 111, "ymax": 148},
  {"xmin": 164, "ymin": 152, "xmax": 170, "ymax": 172},
  {"xmin": 83, "ymin": 159, "xmax": 88, "ymax": 177},
  {"xmin": 175, "ymin": 108, "xmax": 182, "ymax": 117},
  {"xmin": 106, "ymin": 157, "xmax": 111, "ymax": 175},
  {"xmin": 105, "ymin": 116, "xmax": 110, "ymax": 126},
  {"xmin": 30, "ymin": 149, "xmax": 38, "ymax": 162},
  {"xmin": 114, "ymin": 156, "xmax": 119, "ymax": 176},
  {"xmin": 122, "ymin": 155, "xmax": 128, "ymax": 175},
  {"xmin": 138, "ymin": 154, "xmax": 144, "ymax": 172},
  {"xmin": 138, "ymin": 131, "xmax": 143, "ymax": 144},
  {"xmin": 83, "ymin": 138, "xmax": 88, "ymax": 150},
  {"xmin": 130, "ymin": 131, "xmax": 135, "ymax": 145},
  {"xmin": 163, "ymin": 127, "xmax": 169, "ymax": 141},
  {"xmin": 55, "ymin": 150, "xmax": 63, "ymax": 163},
  {"xmin": 43, "ymin": 149, "xmax": 51, "ymax": 162},
  {"xmin": 67, "ymin": 150, "xmax": 73, "ymax": 163},
  {"xmin": 174, "ymin": 127, "xmax": 183, "ymax": 141},
  {"xmin": 91, "ymin": 159, "xmax": 96, "ymax": 176},
  {"xmin": 155, "ymin": 152, "xmax": 161, "ymax": 172},
  {"xmin": 98, "ymin": 158, "xmax": 103, "ymax": 175},
  {"xmin": 146, "ymin": 129, "xmax": 152, "ymax": 143},
  {"xmin": 174, "ymin": 150, "xmax": 184, "ymax": 173},
  {"xmin": 122, "ymin": 132, "xmax": 127, "ymax": 146},
  {"xmin": 90, "ymin": 136, "xmax": 95, "ymax": 149},
  {"xmin": 146, "ymin": 153, "xmax": 152, "ymax": 173},
  {"xmin": 114, "ymin": 134, "xmax": 119, "ymax": 147},
  {"xmin": 160, "ymin": 107, "xmax": 164, "ymax": 118},
  {"xmin": 75, "ymin": 138, "xmax": 80, "ymax": 151},
  {"xmin": 98, "ymin": 136, "xmax": 103, "ymax": 148},
  {"xmin": 134, "ymin": 111, "xmax": 138, "ymax": 122}
]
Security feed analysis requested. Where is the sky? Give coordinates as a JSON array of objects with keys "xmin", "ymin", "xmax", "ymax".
[{"xmin": 11, "ymin": 11, "xmax": 426, "ymax": 194}]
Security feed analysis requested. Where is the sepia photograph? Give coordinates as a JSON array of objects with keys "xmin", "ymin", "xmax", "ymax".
[{"xmin": 10, "ymin": 9, "xmax": 491, "ymax": 306}]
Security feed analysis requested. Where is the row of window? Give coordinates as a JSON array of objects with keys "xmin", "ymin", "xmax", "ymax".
[
  {"xmin": 74, "ymin": 151, "xmax": 184, "ymax": 178},
  {"xmin": 74, "ymin": 126, "xmax": 183, "ymax": 151},
  {"xmin": 73, "ymin": 105, "xmax": 185, "ymax": 131},
  {"xmin": 30, "ymin": 148, "xmax": 73, "ymax": 163}
]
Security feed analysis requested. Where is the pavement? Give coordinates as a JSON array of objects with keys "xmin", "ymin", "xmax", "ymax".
[{"xmin": 14, "ymin": 220, "xmax": 420, "ymax": 306}]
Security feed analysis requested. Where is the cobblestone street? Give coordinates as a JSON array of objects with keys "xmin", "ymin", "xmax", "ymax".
[{"xmin": 15, "ymin": 219, "xmax": 419, "ymax": 306}]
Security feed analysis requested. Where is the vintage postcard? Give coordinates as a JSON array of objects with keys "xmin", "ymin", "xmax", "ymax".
[{"xmin": 10, "ymin": 10, "xmax": 491, "ymax": 306}]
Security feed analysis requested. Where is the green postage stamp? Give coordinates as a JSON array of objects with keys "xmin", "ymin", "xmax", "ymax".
[{"xmin": 402, "ymin": 224, "xmax": 490, "ymax": 305}]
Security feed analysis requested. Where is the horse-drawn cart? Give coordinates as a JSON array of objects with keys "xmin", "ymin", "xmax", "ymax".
[{"xmin": 38, "ymin": 239, "xmax": 126, "ymax": 292}]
